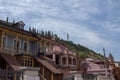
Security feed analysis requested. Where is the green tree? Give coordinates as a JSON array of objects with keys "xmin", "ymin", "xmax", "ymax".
[{"xmin": 108, "ymin": 53, "xmax": 114, "ymax": 61}]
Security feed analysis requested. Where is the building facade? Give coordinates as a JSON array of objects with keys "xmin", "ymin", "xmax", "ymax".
[
  {"xmin": 86, "ymin": 58, "xmax": 113, "ymax": 76},
  {"xmin": 0, "ymin": 19, "xmax": 78, "ymax": 80}
]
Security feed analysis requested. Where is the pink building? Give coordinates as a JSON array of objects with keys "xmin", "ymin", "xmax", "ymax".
[
  {"xmin": 86, "ymin": 59, "xmax": 113, "ymax": 76},
  {"xmin": 54, "ymin": 44, "xmax": 67, "ymax": 54}
]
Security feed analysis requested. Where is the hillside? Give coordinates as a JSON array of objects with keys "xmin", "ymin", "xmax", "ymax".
[
  {"xmin": 29, "ymin": 28, "xmax": 104, "ymax": 60},
  {"xmin": 56, "ymin": 38, "xmax": 104, "ymax": 60}
]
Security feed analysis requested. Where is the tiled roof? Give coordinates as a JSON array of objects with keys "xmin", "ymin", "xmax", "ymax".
[
  {"xmin": 35, "ymin": 57, "xmax": 62, "ymax": 74},
  {"xmin": 0, "ymin": 52, "xmax": 21, "ymax": 71}
]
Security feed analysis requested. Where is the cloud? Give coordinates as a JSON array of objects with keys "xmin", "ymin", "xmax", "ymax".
[
  {"xmin": 105, "ymin": 21, "xmax": 120, "ymax": 32},
  {"xmin": 0, "ymin": 0, "xmax": 102, "ymax": 21},
  {"xmin": 29, "ymin": 18, "xmax": 112, "ymax": 49}
]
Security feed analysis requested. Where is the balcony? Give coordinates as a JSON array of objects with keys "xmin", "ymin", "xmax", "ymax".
[
  {"xmin": 1, "ymin": 45, "xmax": 13, "ymax": 54},
  {"xmin": 40, "ymin": 48, "xmax": 54, "ymax": 55},
  {"xmin": 1, "ymin": 45, "xmax": 37, "ymax": 56}
]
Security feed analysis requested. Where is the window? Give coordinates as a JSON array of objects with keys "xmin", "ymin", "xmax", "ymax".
[
  {"xmin": 13, "ymin": 39, "xmax": 17, "ymax": 50},
  {"xmin": 73, "ymin": 58, "xmax": 76, "ymax": 65},
  {"xmin": 13, "ymin": 39, "xmax": 21, "ymax": 52},
  {"xmin": 62, "ymin": 57, "xmax": 67, "ymax": 65},
  {"xmin": 23, "ymin": 41, "xmax": 27, "ymax": 51},
  {"xmin": 16, "ymin": 55, "xmax": 34, "ymax": 67},
  {"xmin": 17, "ymin": 40, "xmax": 21, "ymax": 49},
  {"xmin": 22, "ymin": 58, "xmax": 33, "ymax": 67},
  {"xmin": 68, "ymin": 57, "xmax": 72, "ymax": 65}
]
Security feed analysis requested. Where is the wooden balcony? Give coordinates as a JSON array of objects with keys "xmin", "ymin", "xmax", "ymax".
[
  {"xmin": 0, "ymin": 45, "xmax": 37, "ymax": 56},
  {"xmin": 40, "ymin": 49, "xmax": 64, "ymax": 56},
  {"xmin": 0, "ymin": 45, "xmax": 13, "ymax": 54}
]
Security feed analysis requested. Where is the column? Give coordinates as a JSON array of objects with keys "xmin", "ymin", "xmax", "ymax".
[
  {"xmin": 67, "ymin": 54, "xmax": 69, "ymax": 66},
  {"xmin": 51, "ymin": 73, "xmax": 54, "ymax": 80},
  {"xmin": 1, "ymin": 30, "xmax": 4, "ymax": 51},
  {"xmin": 16, "ymin": 34, "xmax": 19, "ymax": 53},
  {"xmin": 46, "ymin": 42, "xmax": 49, "ymax": 53},
  {"xmin": 60, "ymin": 56, "xmax": 62, "ymax": 65},
  {"xmin": 72, "ymin": 58, "xmax": 73, "ymax": 65},
  {"xmin": 26, "ymin": 37, "xmax": 29, "ymax": 54},
  {"xmin": 32, "ymin": 58, "xmax": 34, "ymax": 67},
  {"xmin": 48, "ymin": 43, "xmax": 52, "ymax": 53},
  {"xmin": 52, "ymin": 53, "xmax": 56, "ymax": 61},
  {"xmin": 53, "ymin": 45, "xmax": 56, "ymax": 52}
]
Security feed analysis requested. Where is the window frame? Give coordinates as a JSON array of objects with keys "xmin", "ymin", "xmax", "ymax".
[
  {"xmin": 13, "ymin": 39, "xmax": 21, "ymax": 52},
  {"xmin": 3, "ymin": 36, "xmax": 7, "ymax": 47},
  {"xmin": 23, "ymin": 41, "xmax": 27, "ymax": 51}
]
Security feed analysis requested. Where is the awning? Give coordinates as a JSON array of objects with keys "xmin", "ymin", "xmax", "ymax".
[{"xmin": 0, "ymin": 52, "xmax": 21, "ymax": 71}]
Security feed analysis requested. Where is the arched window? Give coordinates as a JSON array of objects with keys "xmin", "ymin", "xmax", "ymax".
[
  {"xmin": 73, "ymin": 58, "xmax": 76, "ymax": 65},
  {"xmin": 62, "ymin": 57, "xmax": 67, "ymax": 65}
]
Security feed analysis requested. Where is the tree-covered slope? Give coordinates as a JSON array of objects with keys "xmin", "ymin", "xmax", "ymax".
[
  {"xmin": 29, "ymin": 29, "xmax": 104, "ymax": 60},
  {"xmin": 56, "ymin": 38, "xmax": 104, "ymax": 60}
]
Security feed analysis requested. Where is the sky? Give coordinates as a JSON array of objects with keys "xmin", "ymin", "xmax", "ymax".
[{"xmin": 0, "ymin": 0, "xmax": 120, "ymax": 60}]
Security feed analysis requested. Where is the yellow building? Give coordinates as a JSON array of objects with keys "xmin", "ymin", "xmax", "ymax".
[{"xmin": 0, "ymin": 19, "xmax": 78, "ymax": 80}]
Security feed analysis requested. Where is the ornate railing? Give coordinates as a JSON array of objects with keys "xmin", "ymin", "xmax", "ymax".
[{"xmin": 0, "ymin": 70, "xmax": 23, "ymax": 80}]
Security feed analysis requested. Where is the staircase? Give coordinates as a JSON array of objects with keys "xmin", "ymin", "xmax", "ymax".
[{"xmin": 34, "ymin": 56, "xmax": 63, "ymax": 80}]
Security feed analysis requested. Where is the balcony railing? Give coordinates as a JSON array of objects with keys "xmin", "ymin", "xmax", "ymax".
[
  {"xmin": 1, "ymin": 45, "xmax": 37, "ymax": 56},
  {"xmin": 1, "ymin": 45, "xmax": 13, "ymax": 54}
]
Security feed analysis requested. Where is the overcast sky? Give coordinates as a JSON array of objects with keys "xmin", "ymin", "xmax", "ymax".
[{"xmin": 0, "ymin": 0, "xmax": 120, "ymax": 60}]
